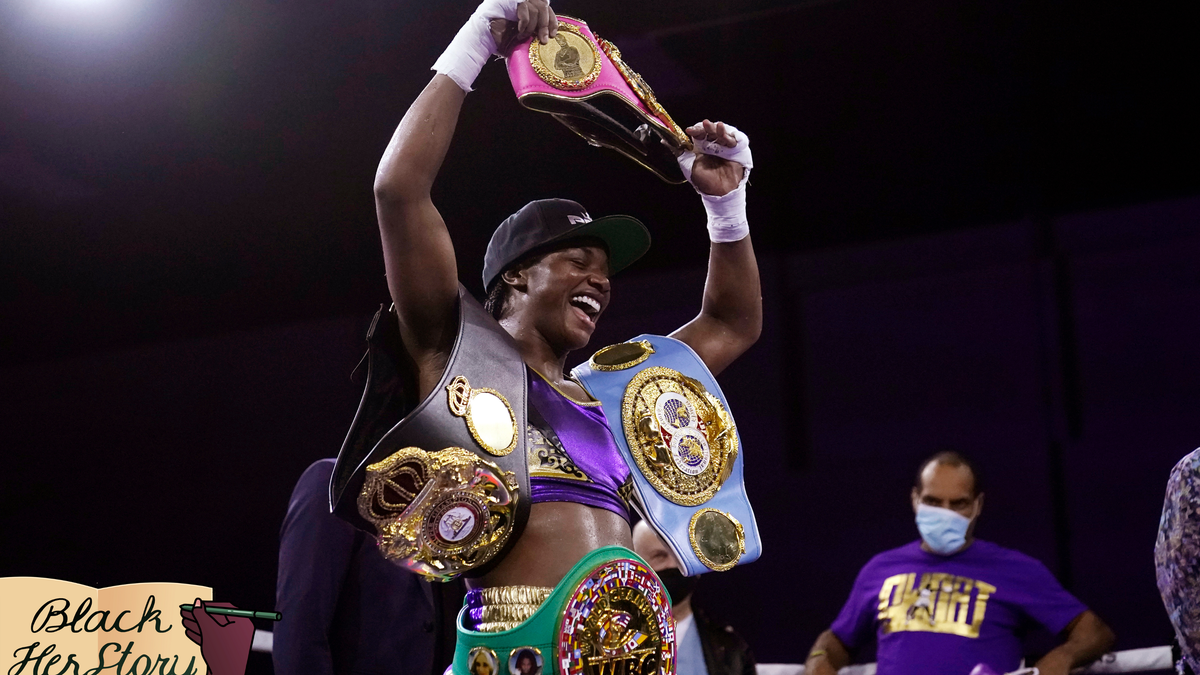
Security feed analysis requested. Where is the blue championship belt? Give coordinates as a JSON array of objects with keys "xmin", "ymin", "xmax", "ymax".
[{"xmin": 571, "ymin": 335, "xmax": 761, "ymax": 577}]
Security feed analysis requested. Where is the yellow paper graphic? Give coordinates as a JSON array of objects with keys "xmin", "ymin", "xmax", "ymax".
[{"xmin": 0, "ymin": 577, "xmax": 211, "ymax": 675}]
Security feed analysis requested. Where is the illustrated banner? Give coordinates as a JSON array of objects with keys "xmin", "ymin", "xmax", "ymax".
[{"xmin": 0, "ymin": 577, "xmax": 211, "ymax": 675}]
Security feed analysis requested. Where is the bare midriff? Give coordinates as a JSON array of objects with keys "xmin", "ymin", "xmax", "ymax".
[{"xmin": 469, "ymin": 502, "xmax": 632, "ymax": 589}]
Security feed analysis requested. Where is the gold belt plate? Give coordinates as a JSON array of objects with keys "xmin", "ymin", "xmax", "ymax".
[
  {"xmin": 689, "ymin": 508, "xmax": 746, "ymax": 572},
  {"xmin": 447, "ymin": 375, "xmax": 519, "ymax": 457},
  {"xmin": 357, "ymin": 446, "xmax": 520, "ymax": 580},
  {"xmin": 557, "ymin": 558, "xmax": 674, "ymax": 675},
  {"xmin": 620, "ymin": 366, "xmax": 738, "ymax": 506},
  {"xmin": 529, "ymin": 21, "xmax": 603, "ymax": 91}
]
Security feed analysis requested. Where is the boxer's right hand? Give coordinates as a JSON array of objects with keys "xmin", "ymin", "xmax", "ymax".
[{"xmin": 488, "ymin": 0, "xmax": 556, "ymax": 54}]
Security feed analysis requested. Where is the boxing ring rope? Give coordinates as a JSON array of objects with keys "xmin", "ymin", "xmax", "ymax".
[
  {"xmin": 756, "ymin": 646, "xmax": 1176, "ymax": 675},
  {"xmin": 250, "ymin": 630, "xmax": 273, "ymax": 654},
  {"xmin": 249, "ymin": 630, "xmax": 1172, "ymax": 673}
]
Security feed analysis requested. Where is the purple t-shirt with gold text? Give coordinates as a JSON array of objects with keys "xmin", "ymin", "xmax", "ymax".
[{"xmin": 830, "ymin": 540, "xmax": 1086, "ymax": 675}]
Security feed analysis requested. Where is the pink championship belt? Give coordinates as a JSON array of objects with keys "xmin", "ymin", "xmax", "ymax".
[{"xmin": 506, "ymin": 16, "xmax": 694, "ymax": 184}]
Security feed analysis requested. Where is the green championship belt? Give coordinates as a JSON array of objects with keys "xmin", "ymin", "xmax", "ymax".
[{"xmin": 453, "ymin": 547, "xmax": 676, "ymax": 675}]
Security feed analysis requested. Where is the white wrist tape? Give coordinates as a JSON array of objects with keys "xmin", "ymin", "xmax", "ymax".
[
  {"xmin": 432, "ymin": 0, "xmax": 526, "ymax": 93},
  {"xmin": 676, "ymin": 124, "xmax": 753, "ymax": 243},
  {"xmin": 701, "ymin": 182, "xmax": 750, "ymax": 243}
]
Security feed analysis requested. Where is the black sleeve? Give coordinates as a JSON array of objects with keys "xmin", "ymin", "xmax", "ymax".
[
  {"xmin": 695, "ymin": 608, "xmax": 757, "ymax": 675},
  {"xmin": 273, "ymin": 460, "xmax": 358, "ymax": 675}
]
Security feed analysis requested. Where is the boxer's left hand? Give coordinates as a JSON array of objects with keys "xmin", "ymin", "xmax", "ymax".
[{"xmin": 678, "ymin": 120, "xmax": 750, "ymax": 196}]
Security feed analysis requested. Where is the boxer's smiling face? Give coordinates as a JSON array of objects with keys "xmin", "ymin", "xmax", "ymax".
[{"xmin": 501, "ymin": 241, "xmax": 611, "ymax": 354}]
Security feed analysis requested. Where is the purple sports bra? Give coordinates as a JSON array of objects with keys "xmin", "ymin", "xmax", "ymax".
[{"xmin": 526, "ymin": 368, "xmax": 632, "ymax": 521}]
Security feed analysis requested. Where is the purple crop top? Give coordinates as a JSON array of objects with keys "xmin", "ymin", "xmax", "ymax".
[{"xmin": 526, "ymin": 368, "xmax": 632, "ymax": 521}]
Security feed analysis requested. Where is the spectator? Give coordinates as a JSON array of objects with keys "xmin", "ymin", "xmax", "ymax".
[
  {"xmin": 632, "ymin": 520, "xmax": 755, "ymax": 675},
  {"xmin": 806, "ymin": 451, "xmax": 1114, "ymax": 675},
  {"xmin": 274, "ymin": 459, "xmax": 462, "ymax": 675},
  {"xmin": 1156, "ymin": 448, "xmax": 1200, "ymax": 674}
]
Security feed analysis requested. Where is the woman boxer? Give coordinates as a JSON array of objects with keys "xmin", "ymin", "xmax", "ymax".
[
  {"xmin": 377, "ymin": 0, "xmax": 760, "ymax": 597},
  {"xmin": 367, "ymin": 0, "xmax": 761, "ymax": 671}
]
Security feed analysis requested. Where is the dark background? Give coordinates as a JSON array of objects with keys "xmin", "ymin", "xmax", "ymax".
[{"xmin": 2, "ymin": 0, "xmax": 1198, "ymax": 668}]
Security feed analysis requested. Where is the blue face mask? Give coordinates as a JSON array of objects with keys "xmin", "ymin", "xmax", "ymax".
[{"xmin": 915, "ymin": 504, "xmax": 972, "ymax": 555}]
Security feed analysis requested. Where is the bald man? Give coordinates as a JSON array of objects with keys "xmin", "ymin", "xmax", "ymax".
[
  {"xmin": 633, "ymin": 521, "xmax": 755, "ymax": 675},
  {"xmin": 806, "ymin": 451, "xmax": 1114, "ymax": 675}
]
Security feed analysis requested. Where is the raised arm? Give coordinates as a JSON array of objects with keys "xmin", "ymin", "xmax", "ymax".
[
  {"xmin": 374, "ymin": 74, "xmax": 466, "ymax": 372},
  {"xmin": 670, "ymin": 121, "xmax": 763, "ymax": 376},
  {"xmin": 374, "ymin": 0, "xmax": 556, "ymax": 388}
]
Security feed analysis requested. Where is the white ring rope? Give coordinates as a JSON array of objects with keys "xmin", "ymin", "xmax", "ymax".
[
  {"xmin": 250, "ymin": 630, "xmax": 274, "ymax": 654},
  {"xmin": 250, "ymin": 631, "xmax": 1173, "ymax": 674},
  {"xmin": 754, "ymin": 647, "xmax": 1174, "ymax": 675}
]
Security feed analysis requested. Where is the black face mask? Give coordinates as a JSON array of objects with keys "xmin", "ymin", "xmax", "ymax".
[{"xmin": 656, "ymin": 568, "xmax": 699, "ymax": 605}]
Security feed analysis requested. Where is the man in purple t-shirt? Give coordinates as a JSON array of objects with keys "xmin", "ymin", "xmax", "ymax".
[{"xmin": 805, "ymin": 452, "xmax": 1115, "ymax": 675}]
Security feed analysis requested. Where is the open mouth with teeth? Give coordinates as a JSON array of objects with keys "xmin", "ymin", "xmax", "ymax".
[{"xmin": 569, "ymin": 294, "xmax": 602, "ymax": 324}]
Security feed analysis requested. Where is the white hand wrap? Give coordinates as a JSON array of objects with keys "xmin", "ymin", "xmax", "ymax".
[
  {"xmin": 432, "ymin": 0, "xmax": 527, "ymax": 93},
  {"xmin": 676, "ymin": 124, "xmax": 753, "ymax": 243}
]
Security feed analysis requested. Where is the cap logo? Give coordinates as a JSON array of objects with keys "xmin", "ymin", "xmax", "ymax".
[{"xmin": 567, "ymin": 213, "xmax": 592, "ymax": 225}]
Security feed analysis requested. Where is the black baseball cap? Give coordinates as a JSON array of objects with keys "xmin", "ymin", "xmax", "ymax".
[{"xmin": 482, "ymin": 199, "xmax": 651, "ymax": 291}]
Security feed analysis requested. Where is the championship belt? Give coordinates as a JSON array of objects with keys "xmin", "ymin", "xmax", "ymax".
[
  {"xmin": 329, "ymin": 286, "xmax": 531, "ymax": 581},
  {"xmin": 453, "ymin": 546, "xmax": 675, "ymax": 675},
  {"xmin": 506, "ymin": 16, "xmax": 693, "ymax": 184},
  {"xmin": 571, "ymin": 336, "xmax": 761, "ymax": 577}
]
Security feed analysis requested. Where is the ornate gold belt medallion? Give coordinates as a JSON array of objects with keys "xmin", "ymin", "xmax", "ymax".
[
  {"xmin": 357, "ymin": 446, "xmax": 520, "ymax": 580},
  {"xmin": 557, "ymin": 558, "xmax": 674, "ymax": 675},
  {"xmin": 447, "ymin": 375, "xmax": 519, "ymax": 456},
  {"xmin": 620, "ymin": 366, "xmax": 739, "ymax": 506},
  {"xmin": 529, "ymin": 21, "xmax": 603, "ymax": 91}
]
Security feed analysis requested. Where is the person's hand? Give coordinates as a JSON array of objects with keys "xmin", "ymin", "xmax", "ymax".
[
  {"xmin": 1032, "ymin": 651, "xmax": 1072, "ymax": 675},
  {"xmin": 682, "ymin": 120, "xmax": 746, "ymax": 197},
  {"xmin": 804, "ymin": 656, "xmax": 840, "ymax": 675},
  {"xmin": 180, "ymin": 599, "xmax": 254, "ymax": 675},
  {"xmin": 489, "ymin": 0, "xmax": 557, "ymax": 55}
]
